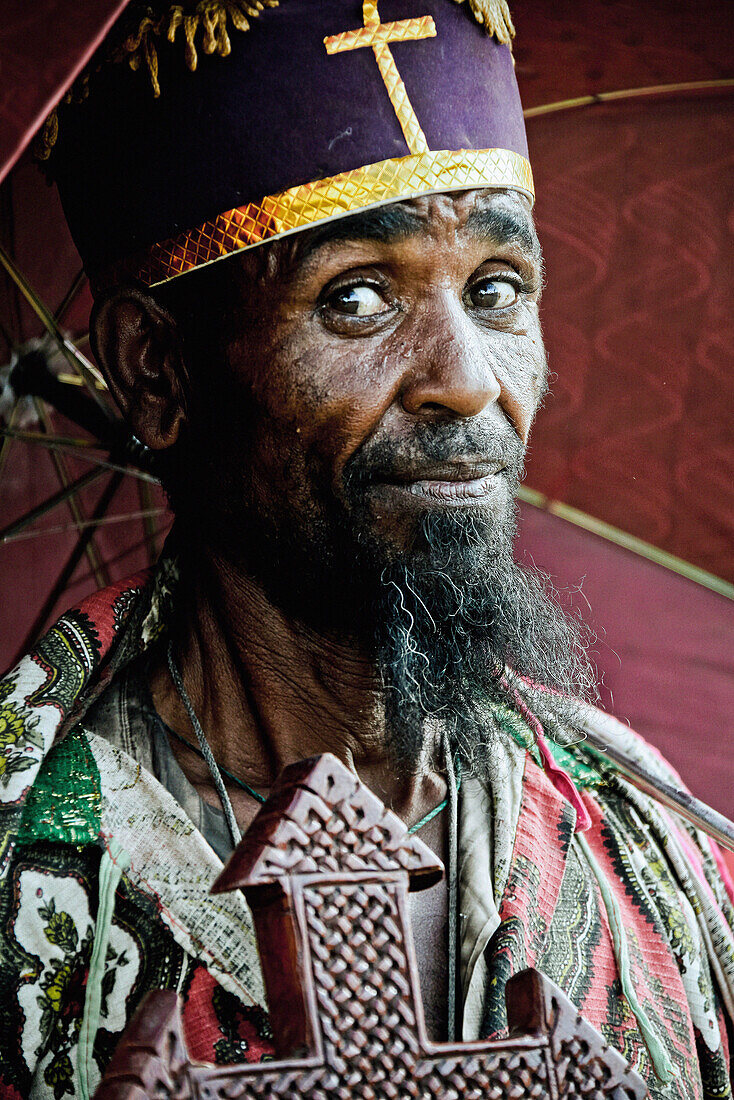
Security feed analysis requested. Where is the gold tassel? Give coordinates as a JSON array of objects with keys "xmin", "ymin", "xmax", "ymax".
[
  {"xmin": 164, "ymin": 1, "xmax": 282, "ymax": 73},
  {"xmin": 455, "ymin": 0, "xmax": 515, "ymax": 46},
  {"xmin": 167, "ymin": 6, "xmax": 184, "ymax": 43},
  {"xmin": 35, "ymin": 0, "xmax": 280, "ymax": 158},
  {"xmin": 35, "ymin": 109, "xmax": 59, "ymax": 162},
  {"xmin": 117, "ymin": 11, "xmax": 163, "ymax": 94}
]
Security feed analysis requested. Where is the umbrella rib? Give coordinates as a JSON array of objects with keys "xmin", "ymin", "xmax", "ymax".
[
  {"xmin": 0, "ymin": 427, "xmax": 160, "ymax": 483},
  {"xmin": 2, "ymin": 507, "xmax": 167, "ymax": 544},
  {"xmin": 137, "ymin": 476, "xmax": 160, "ymax": 566},
  {"xmin": 56, "ymin": 369, "xmax": 105, "ymax": 389},
  {"xmin": 0, "ymin": 400, "xmax": 21, "ymax": 482},
  {"xmin": 70, "ymin": 527, "xmax": 171, "ymax": 587},
  {"xmin": 1, "ymin": 427, "xmax": 98, "ymax": 448},
  {"xmin": 11, "ymin": 471, "xmax": 125, "ymax": 662},
  {"xmin": 517, "ymin": 485, "xmax": 734, "ymax": 600},
  {"xmin": 0, "ymin": 242, "xmax": 110, "ymax": 415},
  {"xmin": 53, "ymin": 269, "xmax": 87, "ymax": 328},
  {"xmin": 524, "ymin": 77, "xmax": 734, "ymax": 119},
  {"xmin": 0, "ymin": 465, "xmax": 106, "ymax": 543},
  {"xmin": 0, "ymin": 316, "xmax": 17, "ymax": 354},
  {"xmin": 32, "ymin": 396, "xmax": 108, "ymax": 588}
]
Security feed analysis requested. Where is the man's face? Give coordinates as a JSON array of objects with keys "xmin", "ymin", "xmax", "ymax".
[
  {"xmin": 171, "ymin": 187, "xmax": 593, "ymax": 765},
  {"xmin": 186, "ymin": 188, "xmax": 545, "ymax": 591}
]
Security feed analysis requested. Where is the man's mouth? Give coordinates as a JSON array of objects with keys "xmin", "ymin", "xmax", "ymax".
[{"xmin": 371, "ymin": 461, "xmax": 508, "ymax": 505}]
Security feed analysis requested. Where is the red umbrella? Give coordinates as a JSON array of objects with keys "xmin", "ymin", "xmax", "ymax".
[
  {"xmin": 510, "ymin": 0, "xmax": 734, "ymax": 815},
  {"xmin": 1, "ymin": 1, "xmax": 132, "ymax": 185},
  {"xmin": 0, "ymin": 1, "xmax": 732, "ymax": 820},
  {"xmin": 0, "ymin": 0, "xmax": 170, "ymax": 668}
]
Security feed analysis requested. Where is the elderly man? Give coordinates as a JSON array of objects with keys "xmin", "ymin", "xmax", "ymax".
[{"xmin": 1, "ymin": 2, "xmax": 733, "ymax": 1098}]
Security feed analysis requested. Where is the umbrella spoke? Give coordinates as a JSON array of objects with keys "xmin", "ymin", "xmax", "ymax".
[
  {"xmin": 1, "ymin": 507, "xmax": 166, "ymax": 543},
  {"xmin": 33, "ymin": 397, "xmax": 109, "ymax": 588},
  {"xmin": 0, "ymin": 465, "xmax": 106, "ymax": 542},
  {"xmin": 517, "ymin": 485, "xmax": 734, "ymax": 600},
  {"xmin": 1, "ymin": 427, "xmax": 98, "ymax": 449},
  {"xmin": 0, "ymin": 242, "xmax": 111, "ymax": 415},
  {"xmin": 42, "ymin": 269, "xmax": 100, "ymax": 387},
  {"xmin": 56, "ymin": 367, "xmax": 105, "ymax": 389},
  {"xmin": 0, "ymin": 427, "xmax": 161, "ymax": 483},
  {"xmin": 71, "ymin": 527, "xmax": 171, "ymax": 589},
  {"xmin": 0, "ymin": 315, "xmax": 17, "ymax": 354},
  {"xmin": 53, "ymin": 269, "xmax": 87, "ymax": 327},
  {"xmin": 11, "ymin": 471, "xmax": 124, "ymax": 663},
  {"xmin": 0, "ymin": 400, "xmax": 21, "ymax": 482},
  {"xmin": 137, "ymin": 476, "xmax": 160, "ymax": 565}
]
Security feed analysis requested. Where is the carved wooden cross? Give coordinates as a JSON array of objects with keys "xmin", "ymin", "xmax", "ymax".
[
  {"xmin": 96, "ymin": 754, "xmax": 647, "ymax": 1099},
  {"xmin": 324, "ymin": 1, "xmax": 436, "ymax": 154}
]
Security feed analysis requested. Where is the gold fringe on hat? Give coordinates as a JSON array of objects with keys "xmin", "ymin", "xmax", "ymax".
[
  {"xmin": 120, "ymin": 0, "xmax": 280, "ymax": 95},
  {"xmin": 35, "ymin": 0, "xmax": 279, "ymax": 160},
  {"xmin": 454, "ymin": 0, "xmax": 515, "ymax": 45}
]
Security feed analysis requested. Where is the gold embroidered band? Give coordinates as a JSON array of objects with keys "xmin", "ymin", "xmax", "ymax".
[{"xmin": 112, "ymin": 148, "xmax": 534, "ymax": 288}]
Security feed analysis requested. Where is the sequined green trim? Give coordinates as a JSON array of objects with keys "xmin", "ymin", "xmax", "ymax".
[
  {"xmin": 490, "ymin": 700, "xmax": 543, "ymax": 768},
  {"xmin": 545, "ymin": 740, "xmax": 604, "ymax": 789},
  {"xmin": 490, "ymin": 700, "xmax": 604, "ymax": 789},
  {"xmin": 18, "ymin": 727, "xmax": 101, "ymax": 846}
]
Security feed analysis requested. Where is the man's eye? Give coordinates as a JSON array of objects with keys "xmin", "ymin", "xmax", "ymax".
[
  {"xmin": 468, "ymin": 278, "xmax": 519, "ymax": 310},
  {"xmin": 326, "ymin": 285, "xmax": 389, "ymax": 317}
]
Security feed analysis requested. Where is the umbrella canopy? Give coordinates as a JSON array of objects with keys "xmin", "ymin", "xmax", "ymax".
[
  {"xmin": 508, "ymin": 0, "xmax": 734, "ymax": 815},
  {"xmin": 0, "ymin": 0, "xmax": 132, "ymax": 186}
]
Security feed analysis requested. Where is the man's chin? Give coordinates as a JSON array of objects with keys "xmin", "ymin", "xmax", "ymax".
[{"xmin": 361, "ymin": 477, "xmax": 517, "ymax": 562}]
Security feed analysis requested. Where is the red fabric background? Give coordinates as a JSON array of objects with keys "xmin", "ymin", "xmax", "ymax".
[
  {"xmin": 515, "ymin": 503, "xmax": 734, "ymax": 817},
  {"xmin": 524, "ymin": 91, "xmax": 734, "ymax": 581}
]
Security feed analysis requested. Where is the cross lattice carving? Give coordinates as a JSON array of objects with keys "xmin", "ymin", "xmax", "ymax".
[
  {"xmin": 95, "ymin": 754, "xmax": 647, "ymax": 1099},
  {"xmin": 324, "ymin": 1, "xmax": 436, "ymax": 154}
]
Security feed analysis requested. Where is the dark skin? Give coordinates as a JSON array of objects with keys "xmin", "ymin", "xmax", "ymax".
[{"xmin": 92, "ymin": 188, "xmax": 545, "ymax": 1039}]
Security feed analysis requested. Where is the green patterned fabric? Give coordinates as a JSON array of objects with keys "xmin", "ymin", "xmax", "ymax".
[
  {"xmin": 489, "ymin": 700, "xmax": 542, "ymax": 766},
  {"xmin": 546, "ymin": 738, "xmax": 605, "ymax": 789},
  {"xmin": 1, "ymin": 557, "xmax": 734, "ymax": 1100},
  {"xmin": 18, "ymin": 727, "xmax": 101, "ymax": 847}
]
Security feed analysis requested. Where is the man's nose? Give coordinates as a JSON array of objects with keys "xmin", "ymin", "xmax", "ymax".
[{"xmin": 399, "ymin": 300, "xmax": 502, "ymax": 421}]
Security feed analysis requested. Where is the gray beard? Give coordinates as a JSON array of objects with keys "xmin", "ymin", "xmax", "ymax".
[
  {"xmin": 370, "ymin": 509, "xmax": 597, "ymax": 775},
  {"xmin": 231, "ymin": 495, "xmax": 598, "ymax": 778},
  {"xmin": 212, "ymin": 422, "xmax": 598, "ymax": 776}
]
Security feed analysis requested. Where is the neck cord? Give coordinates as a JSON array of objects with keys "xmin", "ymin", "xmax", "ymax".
[
  {"xmin": 167, "ymin": 639, "xmax": 462, "ymax": 1037},
  {"xmin": 167, "ymin": 641, "xmax": 242, "ymax": 847},
  {"xmin": 166, "ymin": 639, "xmax": 460, "ymax": 842}
]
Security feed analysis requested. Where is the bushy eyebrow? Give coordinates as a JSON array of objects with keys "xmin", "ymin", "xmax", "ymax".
[
  {"xmin": 464, "ymin": 206, "xmax": 539, "ymax": 255},
  {"xmin": 278, "ymin": 197, "xmax": 540, "ymax": 276},
  {"xmin": 292, "ymin": 205, "xmax": 425, "ymax": 266}
]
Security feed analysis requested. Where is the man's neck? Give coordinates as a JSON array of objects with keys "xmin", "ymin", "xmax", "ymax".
[{"xmin": 147, "ymin": 550, "xmax": 446, "ymax": 824}]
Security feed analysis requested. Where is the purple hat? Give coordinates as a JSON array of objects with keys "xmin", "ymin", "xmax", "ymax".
[{"xmin": 46, "ymin": 0, "xmax": 533, "ymax": 288}]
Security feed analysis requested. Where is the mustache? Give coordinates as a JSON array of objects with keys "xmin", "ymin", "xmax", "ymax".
[{"xmin": 343, "ymin": 421, "xmax": 526, "ymax": 492}]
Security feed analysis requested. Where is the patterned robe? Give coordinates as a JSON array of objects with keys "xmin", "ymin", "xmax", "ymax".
[{"xmin": 1, "ymin": 558, "xmax": 734, "ymax": 1099}]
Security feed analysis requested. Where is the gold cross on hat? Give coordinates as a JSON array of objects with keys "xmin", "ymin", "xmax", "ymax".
[{"xmin": 324, "ymin": 1, "xmax": 437, "ymax": 155}]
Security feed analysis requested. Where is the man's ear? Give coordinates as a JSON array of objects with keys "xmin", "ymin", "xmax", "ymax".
[{"xmin": 90, "ymin": 287, "xmax": 188, "ymax": 451}]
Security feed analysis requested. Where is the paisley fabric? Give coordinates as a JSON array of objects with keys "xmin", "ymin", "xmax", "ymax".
[
  {"xmin": 1, "ymin": 556, "xmax": 733, "ymax": 1098},
  {"xmin": 478, "ymin": 756, "xmax": 734, "ymax": 1098}
]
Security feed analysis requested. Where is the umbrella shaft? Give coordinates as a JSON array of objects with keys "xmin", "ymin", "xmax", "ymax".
[{"xmin": 584, "ymin": 729, "xmax": 734, "ymax": 853}]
